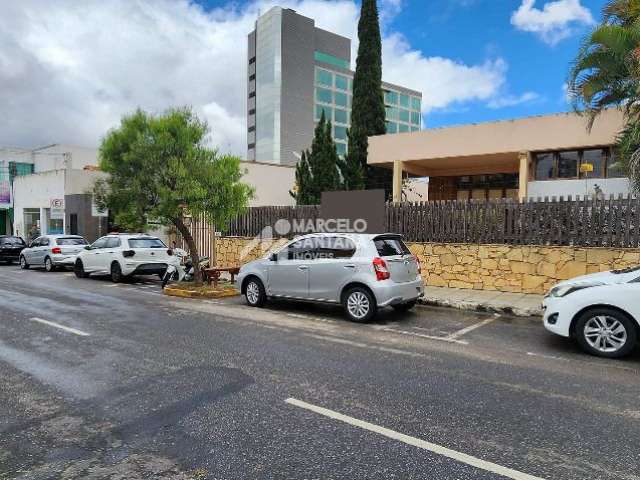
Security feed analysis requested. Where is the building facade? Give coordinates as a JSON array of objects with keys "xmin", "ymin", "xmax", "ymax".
[
  {"xmin": 367, "ymin": 109, "xmax": 630, "ymax": 202},
  {"xmin": 247, "ymin": 7, "xmax": 422, "ymax": 166}
]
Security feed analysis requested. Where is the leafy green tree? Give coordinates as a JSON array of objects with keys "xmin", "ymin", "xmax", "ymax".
[
  {"xmin": 568, "ymin": 0, "xmax": 640, "ymax": 188},
  {"xmin": 290, "ymin": 111, "xmax": 342, "ymax": 204},
  {"xmin": 345, "ymin": 0, "xmax": 391, "ymax": 194},
  {"xmin": 94, "ymin": 107, "xmax": 253, "ymax": 285}
]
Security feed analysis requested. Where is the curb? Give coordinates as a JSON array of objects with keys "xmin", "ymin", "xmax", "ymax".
[
  {"xmin": 163, "ymin": 287, "xmax": 239, "ymax": 299},
  {"xmin": 417, "ymin": 297, "xmax": 542, "ymax": 318}
]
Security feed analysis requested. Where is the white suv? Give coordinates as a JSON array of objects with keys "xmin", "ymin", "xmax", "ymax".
[{"xmin": 74, "ymin": 234, "xmax": 179, "ymax": 282}]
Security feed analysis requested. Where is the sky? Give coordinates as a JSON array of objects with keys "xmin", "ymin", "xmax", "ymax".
[{"xmin": 0, "ymin": 0, "xmax": 608, "ymax": 157}]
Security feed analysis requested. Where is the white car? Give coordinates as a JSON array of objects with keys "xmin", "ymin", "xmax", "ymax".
[
  {"xmin": 74, "ymin": 233, "xmax": 179, "ymax": 282},
  {"xmin": 20, "ymin": 235, "xmax": 87, "ymax": 271},
  {"xmin": 543, "ymin": 267, "xmax": 640, "ymax": 358}
]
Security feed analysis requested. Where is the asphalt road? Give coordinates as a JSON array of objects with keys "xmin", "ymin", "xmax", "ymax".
[{"xmin": 0, "ymin": 265, "xmax": 639, "ymax": 480}]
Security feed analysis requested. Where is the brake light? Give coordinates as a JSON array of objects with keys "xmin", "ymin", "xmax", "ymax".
[
  {"xmin": 413, "ymin": 255, "xmax": 422, "ymax": 275},
  {"xmin": 122, "ymin": 250, "xmax": 135, "ymax": 258},
  {"xmin": 51, "ymin": 247, "xmax": 62, "ymax": 254},
  {"xmin": 372, "ymin": 257, "xmax": 390, "ymax": 281}
]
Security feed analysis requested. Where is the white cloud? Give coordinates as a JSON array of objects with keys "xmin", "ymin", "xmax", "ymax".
[
  {"xmin": 487, "ymin": 91, "xmax": 539, "ymax": 109},
  {"xmin": 0, "ymin": 0, "xmax": 509, "ymax": 157},
  {"xmin": 511, "ymin": 0, "xmax": 595, "ymax": 45}
]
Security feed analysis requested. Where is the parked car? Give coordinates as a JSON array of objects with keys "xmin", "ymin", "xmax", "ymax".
[
  {"xmin": 237, "ymin": 233, "xmax": 423, "ymax": 322},
  {"xmin": 74, "ymin": 233, "xmax": 178, "ymax": 282},
  {"xmin": 20, "ymin": 235, "xmax": 88, "ymax": 272},
  {"xmin": 543, "ymin": 267, "xmax": 640, "ymax": 358},
  {"xmin": 0, "ymin": 235, "xmax": 27, "ymax": 264}
]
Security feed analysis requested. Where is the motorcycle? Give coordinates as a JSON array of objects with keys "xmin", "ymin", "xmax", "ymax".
[{"xmin": 162, "ymin": 252, "xmax": 210, "ymax": 289}]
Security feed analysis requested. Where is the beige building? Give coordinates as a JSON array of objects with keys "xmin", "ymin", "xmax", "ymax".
[{"xmin": 368, "ymin": 109, "xmax": 629, "ymax": 202}]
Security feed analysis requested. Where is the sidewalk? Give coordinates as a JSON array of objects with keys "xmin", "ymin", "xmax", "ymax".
[{"xmin": 418, "ymin": 286, "xmax": 543, "ymax": 317}]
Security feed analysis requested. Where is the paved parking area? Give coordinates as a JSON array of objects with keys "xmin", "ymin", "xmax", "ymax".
[{"xmin": 1, "ymin": 266, "xmax": 639, "ymax": 479}]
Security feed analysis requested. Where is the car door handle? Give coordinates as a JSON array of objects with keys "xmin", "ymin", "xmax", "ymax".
[
  {"xmin": 344, "ymin": 264, "xmax": 356, "ymax": 269},
  {"xmin": 298, "ymin": 265, "xmax": 309, "ymax": 271}
]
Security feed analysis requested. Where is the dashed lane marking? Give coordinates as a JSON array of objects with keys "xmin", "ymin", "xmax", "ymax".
[
  {"xmin": 381, "ymin": 327, "xmax": 469, "ymax": 345},
  {"xmin": 30, "ymin": 317, "xmax": 90, "ymax": 337},
  {"xmin": 286, "ymin": 397, "xmax": 545, "ymax": 480},
  {"xmin": 446, "ymin": 316, "xmax": 498, "ymax": 340}
]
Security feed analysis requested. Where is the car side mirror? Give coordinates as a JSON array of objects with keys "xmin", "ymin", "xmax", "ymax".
[
  {"xmin": 84, "ymin": 245, "xmax": 92, "ymax": 250},
  {"xmin": 269, "ymin": 253, "xmax": 278, "ymax": 262}
]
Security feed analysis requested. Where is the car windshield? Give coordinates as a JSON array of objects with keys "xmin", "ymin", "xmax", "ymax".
[
  {"xmin": 374, "ymin": 236, "xmax": 410, "ymax": 257},
  {"xmin": 56, "ymin": 237, "xmax": 87, "ymax": 246},
  {"xmin": 0, "ymin": 237, "xmax": 25, "ymax": 246},
  {"xmin": 128, "ymin": 238, "xmax": 166, "ymax": 249}
]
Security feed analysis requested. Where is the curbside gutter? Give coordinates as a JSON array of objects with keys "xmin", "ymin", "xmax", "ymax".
[{"xmin": 417, "ymin": 296, "xmax": 543, "ymax": 318}]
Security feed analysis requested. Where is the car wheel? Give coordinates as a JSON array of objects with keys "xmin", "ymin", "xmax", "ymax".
[
  {"xmin": 575, "ymin": 308, "xmax": 638, "ymax": 358},
  {"xmin": 343, "ymin": 286, "xmax": 377, "ymax": 323},
  {"xmin": 244, "ymin": 277, "xmax": 266, "ymax": 307},
  {"xmin": 110, "ymin": 262, "xmax": 124, "ymax": 283},
  {"xmin": 44, "ymin": 257, "xmax": 55, "ymax": 272},
  {"xmin": 74, "ymin": 260, "xmax": 90, "ymax": 278},
  {"xmin": 19, "ymin": 255, "xmax": 29, "ymax": 270},
  {"xmin": 392, "ymin": 300, "xmax": 417, "ymax": 313}
]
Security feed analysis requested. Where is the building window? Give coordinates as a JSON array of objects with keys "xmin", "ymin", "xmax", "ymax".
[
  {"xmin": 248, "ymin": 91, "xmax": 255, "ymax": 98},
  {"xmin": 335, "ymin": 74, "xmax": 348, "ymax": 91},
  {"xmin": 411, "ymin": 111, "xmax": 421, "ymax": 125},
  {"xmin": 580, "ymin": 149, "xmax": 605, "ymax": 178},
  {"xmin": 334, "ymin": 126, "xmax": 347, "ymax": 140},
  {"xmin": 386, "ymin": 121, "xmax": 398, "ymax": 134},
  {"xmin": 335, "ymin": 142, "xmax": 347, "ymax": 156},
  {"xmin": 557, "ymin": 150, "xmax": 579, "ymax": 178},
  {"xmin": 334, "ymin": 108, "xmax": 348, "ymax": 124},
  {"xmin": 384, "ymin": 90, "xmax": 398, "ymax": 105},
  {"xmin": 334, "ymin": 91, "xmax": 348, "ymax": 107},
  {"xmin": 249, "ymin": 56, "xmax": 256, "ymax": 65},
  {"xmin": 533, "ymin": 148, "xmax": 620, "ymax": 180},
  {"xmin": 249, "ymin": 74, "xmax": 256, "ymax": 81},
  {"xmin": 248, "ymin": 126, "xmax": 255, "ymax": 133},
  {"xmin": 398, "ymin": 123, "xmax": 409, "ymax": 133},
  {"xmin": 607, "ymin": 151, "xmax": 626, "ymax": 178},
  {"xmin": 534, "ymin": 152, "xmax": 554, "ymax": 180},
  {"xmin": 248, "ymin": 143, "xmax": 256, "ymax": 149},
  {"xmin": 316, "ymin": 87, "xmax": 332, "ymax": 104},
  {"xmin": 385, "ymin": 106, "xmax": 398, "ymax": 121},
  {"xmin": 315, "ymin": 104, "xmax": 332, "ymax": 121},
  {"xmin": 399, "ymin": 93, "xmax": 410, "ymax": 108},
  {"xmin": 411, "ymin": 97, "xmax": 421, "ymax": 111},
  {"xmin": 314, "ymin": 51, "xmax": 349, "ymax": 69},
  {"xmin": 411, "ymin": 126, "xmax": 420, "ymax": 132},
  {"xmin": 398, "ymin": 109, "xmax": 410, "ymax": 123},
  {"xmin": 316, "ymin": 68, "xmax": 333, "ymax": 87}
]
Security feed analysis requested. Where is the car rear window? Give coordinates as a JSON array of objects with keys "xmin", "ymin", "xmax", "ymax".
[
  {"xmin": 56, "ymin": 237, "xmax": 87, "ymax": 246},
  {"xmin": 0, "ymin": 237, "xmax": 25, "ymax": 246},
  {"xmin": 374, "ymin": 237, "xmax": 410, "ymax": 257},
  {"xmin": 128, "ymin": 238, "xmax": 166, "ymax": 249}
]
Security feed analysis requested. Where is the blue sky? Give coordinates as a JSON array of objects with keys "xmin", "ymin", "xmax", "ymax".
[{"xmin": 1, "ymin": 0, "xmax": 608, "ymax": 153}]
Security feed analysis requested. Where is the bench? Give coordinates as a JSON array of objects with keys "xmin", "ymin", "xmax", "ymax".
[{"xmin": 202, "ymin": 266, "xmax": 240, "ymax": 288}]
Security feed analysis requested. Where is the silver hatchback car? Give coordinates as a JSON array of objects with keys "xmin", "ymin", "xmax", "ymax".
[
  {"xmin": 237, "ymin": 233, "xmax": 423, "ymax": 322},
  {"xmin": 20, "ymin": 235, "xmax": 88, "ymax": 272}
]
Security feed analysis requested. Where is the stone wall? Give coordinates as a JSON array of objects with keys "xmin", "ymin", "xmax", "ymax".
[{"xmin": 215, "ymin": 236, "xmax": 640, "ymax": 295}]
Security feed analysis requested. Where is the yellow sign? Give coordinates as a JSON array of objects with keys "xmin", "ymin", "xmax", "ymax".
[{"xmin": 580, "ymin": 163, "xmax": 594, "ymax": 173}]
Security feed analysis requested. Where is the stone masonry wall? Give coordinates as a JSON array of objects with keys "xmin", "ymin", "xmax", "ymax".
[{"xmin": 215, "ymin": 237, "xmax": 640, "ymax": 295}]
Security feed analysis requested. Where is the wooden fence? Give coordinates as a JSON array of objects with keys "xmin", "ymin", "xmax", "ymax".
[{"xmin": 218, "ymin": 195, "xmax": 640, "ymax": 248}]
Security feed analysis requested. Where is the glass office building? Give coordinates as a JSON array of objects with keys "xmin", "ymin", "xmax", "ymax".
[{"xmin": 247, "ymin": 7, "xmax": 422, "ymax": 166}]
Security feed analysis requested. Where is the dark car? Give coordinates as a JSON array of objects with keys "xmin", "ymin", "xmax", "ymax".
[{"xmin": 0, "ymin": 236, "xmax": 27, "ymax": 264}]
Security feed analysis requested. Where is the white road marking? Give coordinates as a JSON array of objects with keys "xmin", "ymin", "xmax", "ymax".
[
  {"xmin": 526, "ymin": 352, "xmax": 567, "ymax": 361},
  {"xmin": 381, "ymin": 327, "xmax": 468, "ymax": 345},
  {"xmin": 286, "ymin": 397, "xmax": 545, "ymax": 480},
  {"xmin": 446, "ymin": 317, "xmax": 498, "ymax": 340},
  {"xmin": 30, "ymin": 317, "xmax": 90, "ymax": 337}
]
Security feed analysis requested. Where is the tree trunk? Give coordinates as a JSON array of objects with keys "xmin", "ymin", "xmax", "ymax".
[{"xmin": 172, "ymin": 217, "xmax": 203, "ymax": 286}]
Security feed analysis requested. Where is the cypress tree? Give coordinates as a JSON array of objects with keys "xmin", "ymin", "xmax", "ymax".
[
  {"xmin": 344, "ymin": 0, "xmax": 392, "ymax": 195},
  {"xmin": 290, "ymin": 111, "xmax": 342, "ymax": 204}
]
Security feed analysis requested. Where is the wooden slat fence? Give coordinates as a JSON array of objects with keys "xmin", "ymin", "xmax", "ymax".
[{"xmin": 192, "ymin": 195, "xmax": 640, "ymax": 248}]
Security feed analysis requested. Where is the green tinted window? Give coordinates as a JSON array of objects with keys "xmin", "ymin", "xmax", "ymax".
[
  {"xmin": 398, "ymin": 109, "xmax": 410, "ymax": 123},
  {"xmin": 316, "ymin": 87, "xmax": 332, "ymax": 104},
  {"xmin": 334, "ymin": 91, "xmax": 348, "ymax": 107},
  {"xmin": 335, "ymin": 74, "xmax": 348, "ymax": 91},
  {"xmin": 335, "ymin": 142, "xmax": 347, "ymax": 156},
  {"xmin": 399, "ymin": 94, "xmax": 410, "ymax": 108},
  {"xmin": 411, "ymin": 126, "xmax": 420, "ymax": 132},
  {"xmin": 411, "ymin": 97, "xmax": 421, "ymax": 110},
  {"xmin": 386, "ymin": 121, "xmax": 398, "ymax": 134},
  {"xmin": 411, "ymin": 111, "xmax": 421, "ymax": 125},
  {"xmin": 315, "ymin": 104, "xmax": 332, "ymax": 121},
  {"xmin": 314, "ymin": 51, "xmax": 349, "ymax": 69},
  {"xmin": 316, "ymin": 69, "xmax": 333, "ymax": 87},
  {"xmin": 385, "ymin": 106, "xmax": 398, "ymax": 120},
  {"xmin": 334, "ymin": 108, "xmax": 348, "ymax": 124},
  {"xmin": 384, "ymin": 90, "xmax": 398, "ymax": 105},
  {"xmin": 398, "ymin": 123, "xmax": 409, "ymax": 133},
  {"xmin": 334, "ymin": 126, "xmax": 347, "ymax": 140}
]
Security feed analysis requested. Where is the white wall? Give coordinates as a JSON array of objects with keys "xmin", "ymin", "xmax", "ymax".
[
  {"xmin": 33, "ymin": 144, "xmax": 99, "ymax": 172},
  {"xmin": 241, "ymin": 161, "xmax": 296, "ymax": 206},
  {"xmin": 13, "ymin": 170, "xmax": 65, "ymax": 238},
  {"xmin": 67, "ymin": 169, "xmax": 108, "ymax": 195},
  {"xmin": 527, "ymin": 177, "xmax": 631, "ymax": 199}
]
